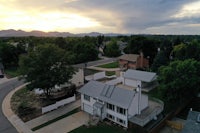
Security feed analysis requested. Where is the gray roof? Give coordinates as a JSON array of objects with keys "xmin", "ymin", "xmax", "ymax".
[
  {"xmin": 124, "ymin": 69, "xmax": 156, "ymax": 82},
  {"xmin": 182, "ymin": 111, "xmax": 200, "ymax": 133},
  {"xmin": 118, "ymin": 54, "xmax": 139, "ymax": 62},
  {"xmin": 78, "ymin": 80, "xmax": 136, "ymax": 109}
]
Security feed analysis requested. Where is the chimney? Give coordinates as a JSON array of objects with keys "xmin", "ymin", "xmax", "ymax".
[{"xmin": 140, "ymin": 51, "xmax": 144, "ymax": 68}]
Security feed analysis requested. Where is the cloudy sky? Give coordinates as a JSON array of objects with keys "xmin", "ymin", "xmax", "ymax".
[{"xmin": 1, "ymin": 0, "xmax": 200, "ymax": 34}]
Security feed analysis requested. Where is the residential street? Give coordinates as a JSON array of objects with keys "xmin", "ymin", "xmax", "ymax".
[
  {"xmin": 73, "ymin": 57, "xmax": 117, "ymax": 68},
  {"xmin": 0, "ymin": 78, "xmax": 24, "ymax": 133}
]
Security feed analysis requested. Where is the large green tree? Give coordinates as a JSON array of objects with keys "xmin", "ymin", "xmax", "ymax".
[
  {"xmin": 158, "ymin": 59, "xmax": 200, "ymax": 103},
  {"xmin": 124, "ymin": 36, "xmax": 157, "ymax": 64},
  {"xmin": 19, "ymin": 44, "xmax": 75, "ymax": 98},
  {"xmin": 173, "ymin": 40, "xmax": 200, "ymax": 61},
  {"xmin": 0, "ymin": 42, "xmax": 18, "ymax": 68},
  {"xmin": 104, "ymin": 40, "xmax": 121, "ymax": 57}
]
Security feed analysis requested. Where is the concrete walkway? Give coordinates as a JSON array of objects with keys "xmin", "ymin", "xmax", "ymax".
[
  {"xmin": 2, "ymin": 82, "xmax": 84, "ymax": 133},
  {"xmin": 35, "ymin": 111, "xmax": 89, "ymax": 133},
  {"xmin": 26, "ymin": 99, "xmax": 81, "ymax": 129},
  {"xmin": 2, "ymin": 83, "xmax": 33, "ymax": 133}
]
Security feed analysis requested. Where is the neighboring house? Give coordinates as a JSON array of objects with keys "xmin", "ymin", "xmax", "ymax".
[
  {"xmin": 118, "ymin": 53, "xmax": 149, "ymax": 70},
  {"xmin": 122, "ymin": 69, "xmax": 158, "ymax": 92},
  {"xmin": 70, "ymin": 68, "xmax": 84, "ymax": 87},
  {"xmin": 181, "ymin": 110, "xmax": 200, "ymax": 133},
  {"xmin": 55, "ymin": 68, "xmax": 84, "ymax": 89},
  {"xmin": 78, "ymin": 80, "xmax": 149, "ymax": 127}
]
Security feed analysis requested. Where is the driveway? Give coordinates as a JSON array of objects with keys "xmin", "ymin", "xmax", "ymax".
[{"xmin": 35, "ymin": 111, "xmax": 89, "ymax": 133}]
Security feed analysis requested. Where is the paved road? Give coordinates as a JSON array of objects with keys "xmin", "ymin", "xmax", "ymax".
[
  {"xmin": 73, "ymin": 57, "xmax": 117, "ymax": 68},
  {"xmin": 0, "ymin": 78, "xmax": 24, "ymax": 133}
]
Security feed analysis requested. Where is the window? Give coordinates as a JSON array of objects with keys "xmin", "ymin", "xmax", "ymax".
[
  {"xmin": 98, "ymin": 100, "xmax": 103, "ymax": 103},
  {"xmin": 117, "ymin": 118, "xmax": 126, "ymax": 125},
  {"xmin": 107, "ymin": 113, "xmax": 115, "ymax": 120},
  {"xmin": 84, "ymin": 94, "xmax": 90, "ymax": 101},
  {"xmin": 93, "ymin": 98, "xmax": 97, "ymax": 100},
  {"xmin": 117, "ymin": 106, "xmax": 126, "ymax": 115},
  {"xmin": 107, "ymin": 103, "xmax": 114, "ymax": 111}
]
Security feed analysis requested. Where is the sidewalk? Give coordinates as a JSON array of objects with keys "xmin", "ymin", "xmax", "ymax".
[
  {"xmin": 2, "ymin": 83, "xmax": 33, "ymax": 133},
  {"xmin": 2, "ymin": 82, "xmax": 82, "ymax": 133},
  {"xmin": 26, "ymin": 99, "xmax": 81, "ymax": 129}
]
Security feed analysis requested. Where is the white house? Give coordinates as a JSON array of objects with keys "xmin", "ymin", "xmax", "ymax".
[{"xmin": 78, "ymin": 80, "xmax": 148, "ymax": 127}]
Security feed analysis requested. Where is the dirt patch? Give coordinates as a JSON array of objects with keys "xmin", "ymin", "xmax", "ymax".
[{"xmin": 11, "ymin": 87, "xmax": 42, "ymax": 122}]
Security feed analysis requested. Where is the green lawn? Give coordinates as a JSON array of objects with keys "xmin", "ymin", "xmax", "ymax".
[
  {"xmin": 97, "ymin": 62, "xmax": 119, "ymax": 68},
  {"xmin": 69, "ymin": 123, "xmax": 127, "ymax": 133},
  {"xmin": 105, "ymin": 71, "xmax": 115, "ymax": 76},
  {"xmin": 5, "ymin": 67, "xmax": 20, "ymax": 78}
]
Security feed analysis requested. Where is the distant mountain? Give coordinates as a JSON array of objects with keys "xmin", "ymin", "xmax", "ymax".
[{"xmin": 0, "ymin": 29, "xmax": 124, "ymax": 37}]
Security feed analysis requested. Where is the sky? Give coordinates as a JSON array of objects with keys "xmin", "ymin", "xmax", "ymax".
[{"xmin": 1, "ymin": 0, "xmax": 200, "ymax": 34}]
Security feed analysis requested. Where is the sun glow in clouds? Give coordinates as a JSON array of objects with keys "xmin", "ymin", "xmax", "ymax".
[
  {"xmin": 1, "ymin": 10, "xmax": 100, "ymax": 32},
  {"xmin": 172, "ymin": 1, "xmax": 200, "ymax": 18}
]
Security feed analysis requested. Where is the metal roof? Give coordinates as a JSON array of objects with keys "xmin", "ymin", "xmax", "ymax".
[
  {"xmin": 78, "ymin": 80, "xmax": 136, "ymax": 109},
  {"xmin": 124, "ymin": 69, "xmax": 157, "ymax": 82}
]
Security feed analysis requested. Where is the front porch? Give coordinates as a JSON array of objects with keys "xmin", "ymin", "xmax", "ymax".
[{"xmin": 129, "ymin": 98, "xmax": 164, "ymax": 127}]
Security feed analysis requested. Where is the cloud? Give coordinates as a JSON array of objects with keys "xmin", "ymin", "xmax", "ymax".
[{"xmin": 0, "ymin": 0, "xmax": 200, "ymax": 34}]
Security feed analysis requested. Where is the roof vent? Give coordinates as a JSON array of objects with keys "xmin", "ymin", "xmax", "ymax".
[{"xmin": 197, "ymin": 114, "xmax": 200, "ymax": 123}]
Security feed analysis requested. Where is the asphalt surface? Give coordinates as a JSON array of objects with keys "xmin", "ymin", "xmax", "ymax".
[
  {"xmin": 73, "ymin": 57, "xmax": 117, "ymax": 68},
  {"xmin": 0, "ymin": 78, "xmax": 24, "ymax": 133}
]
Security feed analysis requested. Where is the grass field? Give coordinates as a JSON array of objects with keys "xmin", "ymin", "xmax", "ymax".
[
  {"xmin": 97, "ymin": 62, "xmax": 119, "ymax": 68},
  {"xmin": 69, "ymin": 123, "xmax": 127, "ymax": 133}
]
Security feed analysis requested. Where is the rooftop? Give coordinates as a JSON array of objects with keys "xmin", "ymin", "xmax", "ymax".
[
  {"xmin": 78, "ymin": 80, "xmax": 136, "ymax": 109},
  {"xmin": 124, "ymin": 69, "xmax": 157, "ymax": 82},
  {"xmin": 118, "ymin": 54, "xmax": 139, "ymax": 62}
]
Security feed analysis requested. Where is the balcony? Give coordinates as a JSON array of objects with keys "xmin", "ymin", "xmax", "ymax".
[{"xmin": 128, "ymin": 98, "xmax": 164, "ymax": 127}]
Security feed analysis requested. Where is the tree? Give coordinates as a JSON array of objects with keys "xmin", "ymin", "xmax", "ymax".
[
  {"xmin": 173, "ymin": 40, "xmax": 200, "ymax": 61},
  {"xmin": 97, "ymin": 35, "xmax": 104, "ymax": 48},
  {"xmin": 124, "ymin": 36, "xmax": 157, "ymax": 65},
  {"xmin": 0, "ymin": 42, "xmax": 18, "ymax": 68},
  {"xmin": 151, "ymin": 51, "xmax": 168, "ymax": 72},
  {"xmin": 19, "ymin": 44, "xmax": 75, "ymax": 98},
  {"xmin": 158, "ymin": 59, "xmax": 200, "ymax": 103},
  {"xmin": 55, "ymin": 37, "xmax": 67, "ymax": 49},
  {"xmin": 104, "ymin": 40, "xmax": 121, "ymax": 57}
]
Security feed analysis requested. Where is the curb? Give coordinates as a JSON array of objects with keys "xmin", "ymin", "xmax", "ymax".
[{"xmin": 2, "ymin": 83, "xmax": 34, "ymax": 133}]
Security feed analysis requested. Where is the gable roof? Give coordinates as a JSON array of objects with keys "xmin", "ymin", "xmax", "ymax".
[
  {"xmin": 124, "ymin": 69, "xmax": 157, "ymax": 82},
  {"xmin": 182, "ymin": 111, "xmax": 200, "ymax": 133},
  {"xmin": 78, "ymin": 80, "xmax": 136, "ymax": 109},
  {"xmin": 118, "ymin": 54, "xmax": 139, "ymax": 62}
]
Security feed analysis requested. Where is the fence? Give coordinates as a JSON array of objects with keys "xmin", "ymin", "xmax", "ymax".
[
  {"xmin": 42, "ymin": 95, "xmax": 76, "ymax": 114},
  {"xmin": 105, "ymin": 77, "xmax": 123, "ymax": 85}
]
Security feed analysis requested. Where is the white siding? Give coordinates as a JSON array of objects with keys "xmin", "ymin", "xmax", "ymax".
[
  {"xmin": 70, "ymin": 68, "xmax": 84, "ymax": 87},
  {"xmin": 81, "ymin": 94, "xmax": 96, "ymax": 115},
  {"xmin": 140, "ymin": 94, "xmax": 148, "ymax": 110},
  {"xmin": 128, "ymin": 93, "xmax": 148, "ymax": 117},
  {"xmin": 124, "ymin": 78, "xmax": 137, "ymax": 87},
  {"xmin": 128, "ymin": 93, "xmax": 139, "ymax": 116}
]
